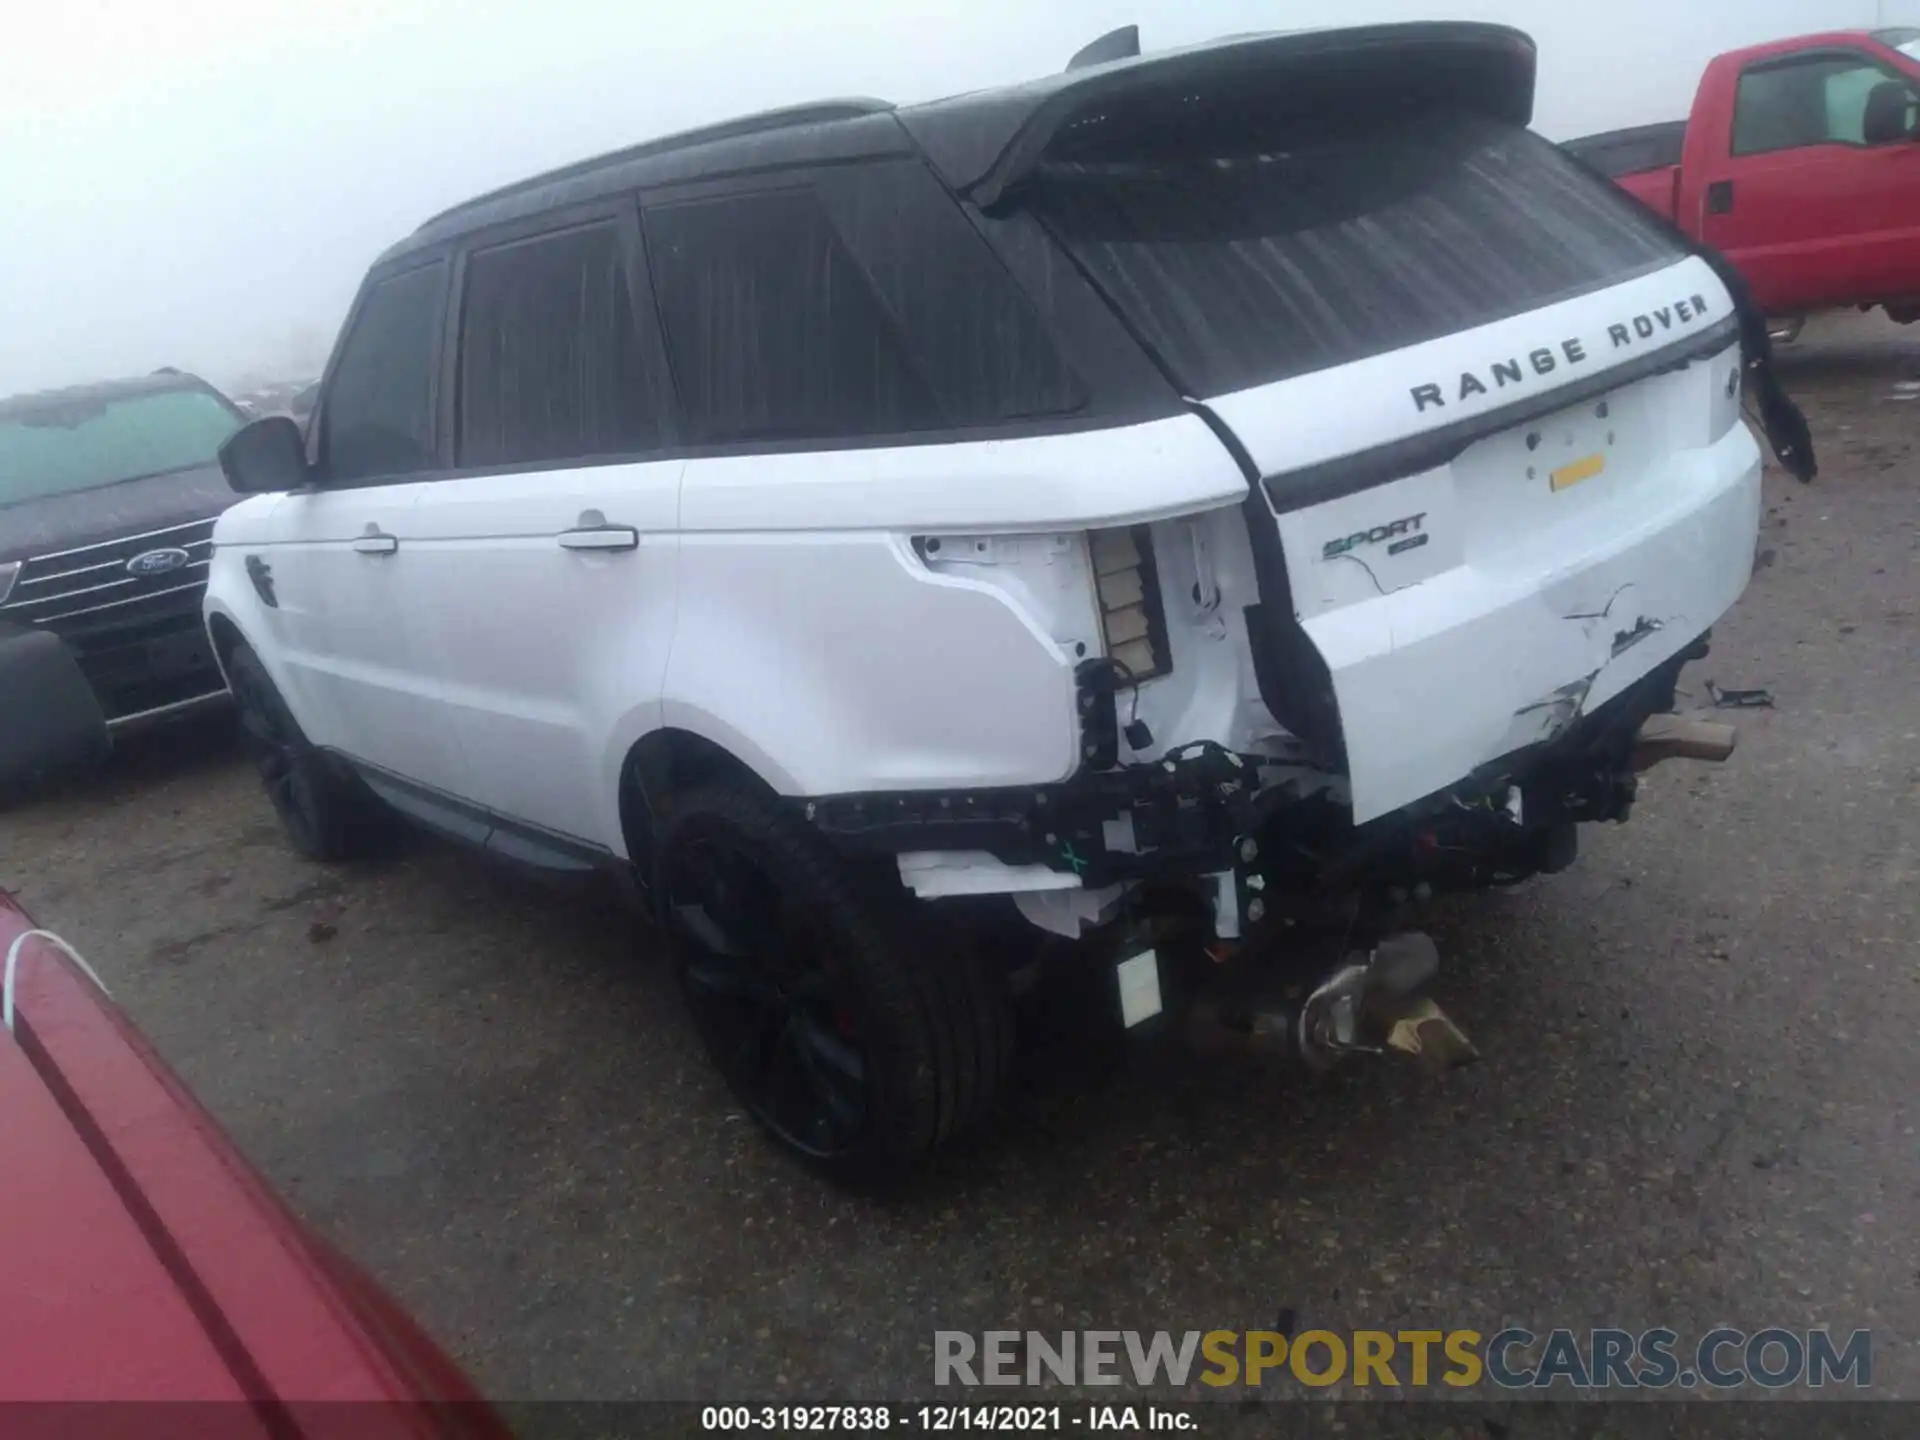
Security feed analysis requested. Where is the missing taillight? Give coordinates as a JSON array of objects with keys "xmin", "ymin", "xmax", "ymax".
[{"xmin": 1089, "ymin": 525, "xmax": 1171, "ymax": 681}]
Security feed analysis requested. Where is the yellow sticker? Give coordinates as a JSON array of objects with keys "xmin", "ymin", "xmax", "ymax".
[{"xmin": 1550, "ymin": 452, "xmax": 1606, "ymax": 492}]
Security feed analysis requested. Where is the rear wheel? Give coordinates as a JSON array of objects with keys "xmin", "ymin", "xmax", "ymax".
[
  {"xmin": 227, "ymin": 642, "xmax": 381, "ymax": 861},
  {"xmin": 657, "ymin": 781, "xmax": 1012, "ymax": 1180}
]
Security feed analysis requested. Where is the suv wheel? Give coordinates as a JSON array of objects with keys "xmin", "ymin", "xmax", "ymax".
[
  {"xmin": 658, "ymin": 782, "xmax": 1011, "ymax": 1180},
  {"xmin": 227, "ymin": 642, "xmax": 380, "ymax": 861}
]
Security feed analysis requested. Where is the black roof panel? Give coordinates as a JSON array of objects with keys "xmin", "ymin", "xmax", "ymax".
[
  {"xmin": 383, "ymin": 102, "xmax": 908, "ymax": 266},
  {"xmin": 376, "ymin": 23, "xmax": 1537, "ymax": 265}
]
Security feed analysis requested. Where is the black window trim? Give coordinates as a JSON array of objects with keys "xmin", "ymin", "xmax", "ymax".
[
  {"xmin": 1730, "ymin": 46, "xmax": 1920, "ymax": 158},
  {"xmin": 440, "ymin": 197, "xmax": 683, "ymax": 474},
  {"xmin": 310, "ymin": 156, "xmax": 1190, "ymax": 491},
  {"xmin": 308, "ymin": 250, "xmax": 454, "ymax": 491}
]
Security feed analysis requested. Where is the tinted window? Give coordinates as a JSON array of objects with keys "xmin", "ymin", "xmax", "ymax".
[
  {"xmin": 812, "ymin": 162, "xmax": 1083, "ymax": 424},
  {"xmin": 1560, "ymin": 123, "xmax": 1687, "ymax": 180},
  {"xmin": 322, "ymin": 262, "xmax": 446, "ymax": 482},
  {"xmin": 646, "ymin": 187, "xmax": 941, "ymax": 442},
  {"xmin": 1733, "ymin": 55, "xmax": 1917, "ymax": 154},
  {"xmin": 0, "ymin": 388, "xmax": 243, "ymax": 507},
  {"xmin": 1027, "ymin": 112, "xmax": 1681, "ymax": 399},
  {"xmin": 457, "ymin": 222, "xmax": 663, "ymax": 466}
]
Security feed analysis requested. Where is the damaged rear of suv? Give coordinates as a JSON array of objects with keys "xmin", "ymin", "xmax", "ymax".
[{"xmin": 208, "ymin": 22, "xmax": 1812, "ymax": 1179}]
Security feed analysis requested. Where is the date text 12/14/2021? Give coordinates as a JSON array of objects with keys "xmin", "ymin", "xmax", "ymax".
[{"xmin": 701, "ymin": 1406, "xmax": 1196, "ymax": 1431}]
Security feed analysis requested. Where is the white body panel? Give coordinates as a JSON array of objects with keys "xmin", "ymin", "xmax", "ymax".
[
  {"xmin": 1211, "ymin": 256, "xmax": 1759, "ymax": 822},
  {"xmin": 397, "ymin": 459, "xmax": 684, "ymax": 844},
  {"xmin": 661, "ymin": 418, "xmax": 1251, "ymax": 810},
  {"xmin": 234, "ymin": 484, "xmax": 476, "ymax": 799},
  {"xmin": 1285, "ymin": 417, "xmax": 1759, "ymax": 822}
]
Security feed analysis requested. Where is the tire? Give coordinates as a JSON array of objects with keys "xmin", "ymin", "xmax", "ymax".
[
  {"xmin": 226, "ymin": 642, "xmax": 380, "ymax": 861},
  {"xmin": 656, "ymin": 780, "xmax": 1012, "ymax": 1181}
]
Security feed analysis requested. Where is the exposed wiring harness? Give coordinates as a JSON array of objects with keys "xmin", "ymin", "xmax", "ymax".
[{"xmin": 4, "ymin": 928, "xmax": 111, "ymax": 1035}]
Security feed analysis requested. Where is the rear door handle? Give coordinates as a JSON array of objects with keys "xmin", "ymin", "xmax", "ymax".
[
  {"xmin": 352, "ymin": 531, "xmax": 399, "ymax": 556},
  {"xmin": 558, "ymin": 526, "xmax": 640, "ymax": 552}
]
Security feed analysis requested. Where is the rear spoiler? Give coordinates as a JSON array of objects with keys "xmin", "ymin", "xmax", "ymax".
[
  {"xmin": 898, "ymin": 22, "xmax": 1537, "ymax": 211},
  {"xmin": 1066, "ymin": 26, "xmax": 1139, "ymax": 71}
]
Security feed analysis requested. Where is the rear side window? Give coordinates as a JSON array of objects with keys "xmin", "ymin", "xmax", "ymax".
[
  {"xmin": 643, "ymin": 171, "xmax": 1080, "ymax": 444},
  {"xmin": 1025, "ymin": 112, "xmax": 1683, "ymax": 400},
  {"xmin": 1733, "ymin": 54, "xmax": 1917, "ymax": 154},
  {"xmin": 811, "ymin": 161, "xmax": 1083, "ymax": 425},
  {"xmin": 322, "ymin": 262, "xmax": 446, "ymax": 483},
  {"xmin": 457, "ymin": 221, "xmax": 664, "ymax": 467},
  {"xmin": 645, "ymin": 188, "xmax": 941, "ymax": 442}
]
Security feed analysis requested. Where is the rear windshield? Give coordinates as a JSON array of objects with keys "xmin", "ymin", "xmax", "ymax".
[
  {"xmin": 0, "ymin": 387, "xmax": 243, "ymax": 508},
  {"xmin": 1024, "ymin": 111, "xmax": 1684, "ymax": 399}
]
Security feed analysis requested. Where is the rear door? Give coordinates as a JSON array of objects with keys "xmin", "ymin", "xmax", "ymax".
[
  {"xmin": 1700, "ymin": 47, "xmax": 1920, "ymax": 312},
  {"xmin": 399, "ymin": 206, "xmax": 682, "ymax": 856}
]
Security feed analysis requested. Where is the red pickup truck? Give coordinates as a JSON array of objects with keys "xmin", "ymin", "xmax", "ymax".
[{"xmin": 1565, "ymin": 27, "xmax": 1920, "ymax": 326}]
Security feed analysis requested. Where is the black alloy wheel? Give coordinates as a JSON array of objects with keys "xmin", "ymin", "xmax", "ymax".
[
  {"xmin": 667, "ymin": 829, "xmax": 872, "ymax": 1161},
  {"xmin": 226, "ymin": 642, "xmax": 369, "ymax": 861},
  {"xmin": 656, "ymin": 781, "xmax": 1013, "ymax": 1179}
]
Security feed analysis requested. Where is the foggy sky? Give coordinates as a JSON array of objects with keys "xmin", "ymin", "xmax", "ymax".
[{"xmin": 0, "ymin": 0, "xmax": 1899, "ymax": 399}]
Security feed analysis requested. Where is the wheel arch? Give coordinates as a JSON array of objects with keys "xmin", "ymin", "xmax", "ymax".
[
  {"xmin": 205, "ymin": 608, "xmax": 247, "ymax": 682},
  {"xmin": 204, "ymin": 603, "xmax": 306, "ymax": 737},
  {"xmin": 613, "ymin": 723, "xmax": 794, "ymax": 874}
]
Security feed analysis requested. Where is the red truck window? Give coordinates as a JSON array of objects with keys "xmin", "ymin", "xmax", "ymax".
[{"xmin": 1733, "ymin": 53, "xmax": 1919, "ymax": 155}]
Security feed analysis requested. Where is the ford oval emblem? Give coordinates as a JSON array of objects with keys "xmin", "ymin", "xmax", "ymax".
[{"xmin": 126, "ymin": 547, "xmax": 192, "ymax": 578}]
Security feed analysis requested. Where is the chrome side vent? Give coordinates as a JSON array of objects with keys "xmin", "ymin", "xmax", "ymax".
[{"xmin": 1089, "ymin": 525, "xmax": 1171, "ymax": 681}]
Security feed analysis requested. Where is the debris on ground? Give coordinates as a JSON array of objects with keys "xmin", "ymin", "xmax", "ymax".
[{"xmin": 1706, "ymin": 680, "xmax": 1776, "ymax": 709}]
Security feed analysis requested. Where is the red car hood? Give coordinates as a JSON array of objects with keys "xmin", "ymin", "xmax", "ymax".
[{"xmin": 0, "ymin": 889, "xmax": 510, "ymax": 1436}]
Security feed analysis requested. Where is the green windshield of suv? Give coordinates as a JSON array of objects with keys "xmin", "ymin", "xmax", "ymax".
[{"xmin": 0, "ymin": 388, "xmax": 243, "ymax": 508}]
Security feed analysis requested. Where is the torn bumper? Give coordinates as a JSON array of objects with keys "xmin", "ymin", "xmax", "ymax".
[
  {"xmin": 1294, "ymin": 425, "xmax": 1762, "ymax": 823},
  {"xmin": 0, "ymin": 626, "xmax": 110, "ymax": 795}
]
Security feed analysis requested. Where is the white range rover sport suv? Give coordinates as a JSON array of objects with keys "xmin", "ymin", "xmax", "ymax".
[{"xmin": 206, "ymin": 23, "xmax": 1814, "ymax": 1178}]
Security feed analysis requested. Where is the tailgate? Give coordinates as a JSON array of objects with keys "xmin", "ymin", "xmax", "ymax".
[
  {"xmin": 1020, "ymin": 102, "xmax": 1762, "ymax": 822},
  {"xmin": 1212, "ymin": 257, "xmax": 1759, "ymax": 820}
]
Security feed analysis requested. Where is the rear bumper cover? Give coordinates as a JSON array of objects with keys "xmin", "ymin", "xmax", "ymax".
[
  {"xmin": 0, "ymin": 627, "xmax": 110, "ymax": 791},
  {"xmin": 1294, "ymin": 425, "xmax": 1762, "ymax": 823}
]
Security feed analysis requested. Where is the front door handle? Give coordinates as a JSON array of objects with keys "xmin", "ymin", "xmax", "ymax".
[
  {"xmin": 352, "ymin": 530, "xmax": 399, "ymax": 556},
  {"xmin": 1706, "ymin": 179, "xmax": 1734, "ymax": 215},
  {"xmin": 558, "ymin": 525, "xmax": 640, "ymax": 552}
]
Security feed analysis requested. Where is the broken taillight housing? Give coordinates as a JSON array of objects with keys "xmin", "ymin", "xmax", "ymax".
[{"xmin": 1088, "ymin": 526, "xmax": 1170, "ymax": 681}]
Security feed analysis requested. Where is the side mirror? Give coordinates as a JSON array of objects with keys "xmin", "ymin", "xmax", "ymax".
[
  {"xmin": 1861, "ymin": 81, "xmax": 1918, "ymax": 146},
  {"xmin": 219, "ymin": 415, "xmax": 311, "ymax": 495}
]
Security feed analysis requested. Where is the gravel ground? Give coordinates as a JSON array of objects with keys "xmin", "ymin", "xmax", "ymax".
[{"xmin": 1, "ymin": 313, "xmax": 1915, "ymax": 1414}]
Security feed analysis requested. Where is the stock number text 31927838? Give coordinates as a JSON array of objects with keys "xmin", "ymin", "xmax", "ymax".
[{"xmin": 701, "ymin": 1406, "xmax": 1072, "ymax": 1431}]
